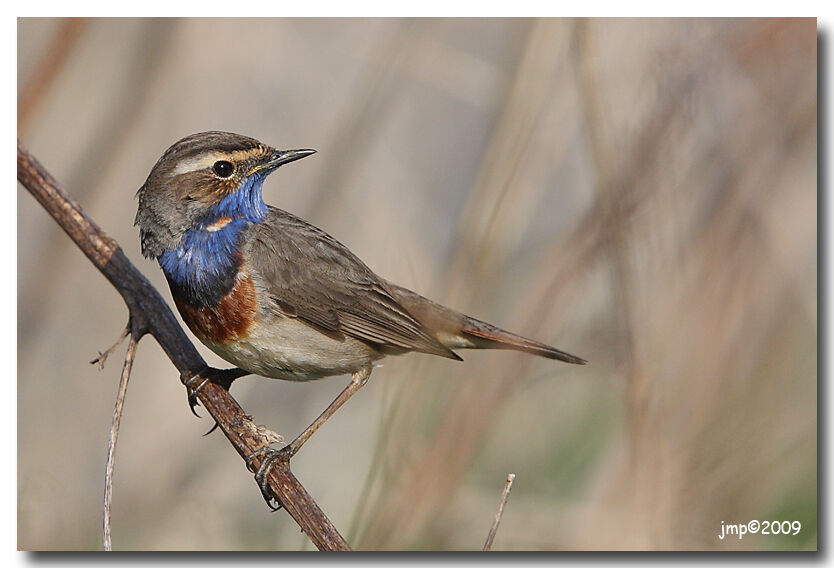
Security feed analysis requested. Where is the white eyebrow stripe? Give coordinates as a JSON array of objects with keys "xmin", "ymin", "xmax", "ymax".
[
  {"xmin": 170, "ymin": 149, "xmax": 261, "ymax": 176},
  {"xmin": 171, "ymin": 152, "xmax": 225, "ymax": 176}
]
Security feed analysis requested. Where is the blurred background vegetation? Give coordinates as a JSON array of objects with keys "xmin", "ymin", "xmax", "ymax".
[{"xmin": 17, "ymin": 18, "xmax": 816, "ymax": 551}]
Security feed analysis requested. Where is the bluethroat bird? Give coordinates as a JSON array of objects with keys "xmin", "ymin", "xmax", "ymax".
[{"xmin": 135, "ymin": 131, "xmax": 585, "ymax": 506}]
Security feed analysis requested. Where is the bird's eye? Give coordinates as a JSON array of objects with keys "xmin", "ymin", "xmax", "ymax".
[{"xmin": 212, "ymin": 160, "xmax": 234, "ymax": 178}]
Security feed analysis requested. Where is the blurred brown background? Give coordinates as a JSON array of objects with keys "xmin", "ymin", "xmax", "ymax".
[{"xmin": 17, "ymin": 18, "xmax": 817, "ymax": 551}]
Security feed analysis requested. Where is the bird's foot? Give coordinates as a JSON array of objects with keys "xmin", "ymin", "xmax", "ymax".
[
  {"xmin": 244, "ymin": 420, "xmax": 288, "ymax": 511},
  {"xmin": 181, "ymin": 367, "xmax": 250, "ymax": 417},
  {"xmin": 245, "ymin": 444, "xmax": 295, "ymax": 511},
  {"xmin": 182, "ymin": 369, "xmax": 211, "ymax": 416}
]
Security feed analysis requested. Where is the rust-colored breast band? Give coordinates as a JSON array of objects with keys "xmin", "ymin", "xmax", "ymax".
[{"xmin": 175, "ymin": 273, "xmax": 258, "ymax": 344}]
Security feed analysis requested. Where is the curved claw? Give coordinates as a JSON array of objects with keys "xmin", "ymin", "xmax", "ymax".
[
  {"xmin": 188, "ymin": 393, "xmax": 202, "ymax": 417},
  {"xmin": 246, "ymin": 446, "xmax": 291, "ymax": 511},
  {"xmin": 183, "ymin": 373, "xmax": 210, "ymax": 417},
  {"xmin": 180, "ymin": 370, "xmax": 202, "ymax": 416},
  {"xmin": 263, "ymin": 490, "xmax": 283, "ymax": 512}
]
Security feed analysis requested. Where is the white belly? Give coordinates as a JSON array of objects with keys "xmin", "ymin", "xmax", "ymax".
[{"xmin": 199, "ymin": 315, "xmax": 383, "ymax": 381}]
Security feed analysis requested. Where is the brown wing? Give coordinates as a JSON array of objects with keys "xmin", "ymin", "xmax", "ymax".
[{"xmin": 243, "ymin": 207, "xmax": 461, "ymax": 360}]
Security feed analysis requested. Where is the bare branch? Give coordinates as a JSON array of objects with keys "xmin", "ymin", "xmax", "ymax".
[
  {"xmin": 483, "ymin": 473, "xmax": 515, "ymax": 551},
  {"xmin": 17, "ymin": 141, "xmax": 350, "ymax": 551}
]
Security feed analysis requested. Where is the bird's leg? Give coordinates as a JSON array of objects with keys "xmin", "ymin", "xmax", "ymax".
[
  {"xmin": 284, "ymin": 365, "xmax": 372, "ymax": 458},
  {"xmin": 246, "ymin": 365, "xmax": 372, "ymax": 510}
]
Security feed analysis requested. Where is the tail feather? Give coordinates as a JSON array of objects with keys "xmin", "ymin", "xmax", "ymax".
[
  {"xmin": 384, "ymin": 281, "xmax": 586, "ymax": 365},
  {"xmin": 459, "ymin": 317, "xmax": 587, "ymax": 364}
]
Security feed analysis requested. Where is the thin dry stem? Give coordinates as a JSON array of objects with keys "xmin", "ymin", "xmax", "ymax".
[
  {"xmin": 103, "ymin": 333, "xmax": 137, "ymax": 551},
  {"xmin": 483, "ymin": 473, "xmax": 516, "ymax": 551}
]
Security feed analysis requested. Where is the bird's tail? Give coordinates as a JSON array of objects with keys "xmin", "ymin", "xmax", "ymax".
[{"xmin": 384, "ymin": 281, "xmax": 586, "ymax": 365}]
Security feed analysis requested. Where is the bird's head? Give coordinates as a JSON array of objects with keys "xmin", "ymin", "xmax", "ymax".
[{"xmin": 135, "ymin": 131, "xmax": 315, "ymax": 258}]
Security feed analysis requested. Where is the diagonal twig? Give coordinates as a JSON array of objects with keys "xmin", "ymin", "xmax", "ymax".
[{"xmin": 91, "ymin": 325, "xmax": 130, "ymax": 370}]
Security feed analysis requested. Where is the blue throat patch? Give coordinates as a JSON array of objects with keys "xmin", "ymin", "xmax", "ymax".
[{"xmin": 159, "ymin": 173, "xmax": 268, "ymax": 305}]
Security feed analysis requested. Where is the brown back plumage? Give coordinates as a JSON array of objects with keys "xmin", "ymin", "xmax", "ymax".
[{"xmin": 244, "ymin": 207, "xmax": 462, "ymax": 360}]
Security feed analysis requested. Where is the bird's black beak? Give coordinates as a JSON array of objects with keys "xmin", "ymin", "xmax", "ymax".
[
  {"xmin": 248, "ymin": 149, "xmax": 316, "ymax": 176},
  {"xmin": 271, "ymin": 148, "xmax": 317, "ymax": 167}
]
